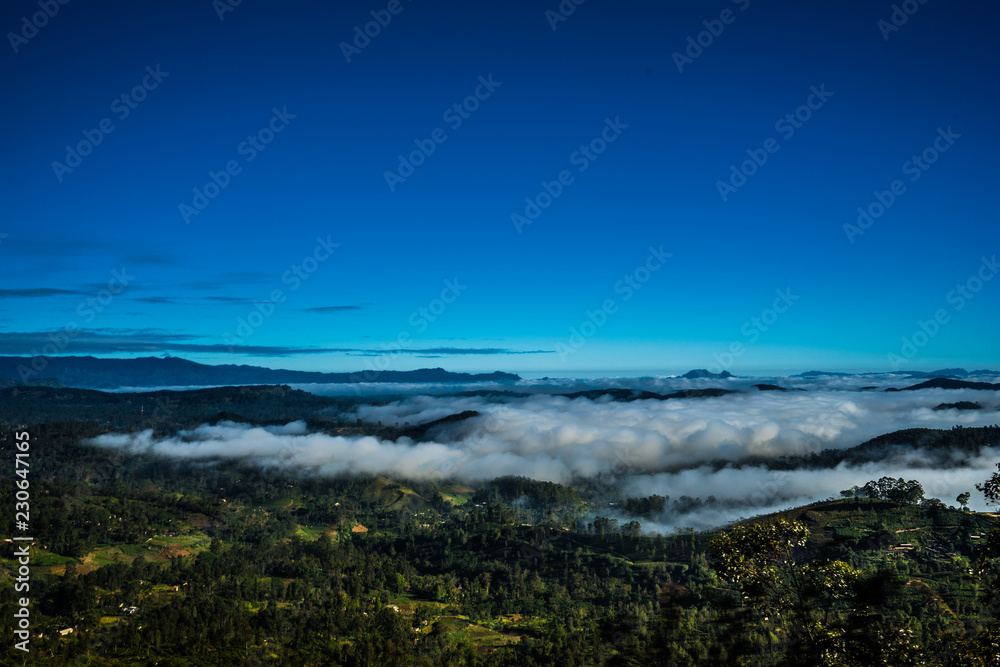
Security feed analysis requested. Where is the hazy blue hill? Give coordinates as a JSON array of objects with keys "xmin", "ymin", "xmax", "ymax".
[
  {"xmin": 751, "ymin": 383, "xmax": 802, "ymax": 391},
  {"xmin": 889, "ymin": 377, "xmax": 1000, "ymax": 391},
  {"xmin": 934, "ymin": 401, "xmax": 984, "ymax": 411},
  {"xmin": 796, "ymin": 369, "xmax": 997, "ymax": 380},
  {"xmin": 0, "ymin": 384, "xmax": 342, "ymax": 430},
  {"xmin": 560, "ymin": 387, "xmax": 738, "ymax": 402},
  {"xmin": 681, "ymin": 368, "xmax": 733, "ymax": 379},
  {"xmin": 713, "ymin": 425, "xmax": 1000, "ymax": 473},
  {"xmin": 0, "ymin": 355, "xmax": 520, "ymax": 389},
  {"xmin": 441, "ymin": 389, "xmax": 532, "ymax": 399},
  {"xmin": 795, "ymin": 370, "xmax": 856, "ymax": 377}
]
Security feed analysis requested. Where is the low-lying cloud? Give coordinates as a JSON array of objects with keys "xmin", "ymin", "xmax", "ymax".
[
  {"xmin": 85, "ymin": 383, "xmax": 1000, "ymax": 531},
  {"xmin": 354, "ymin": 388, "xmax": 1000, "ymax": 468}
]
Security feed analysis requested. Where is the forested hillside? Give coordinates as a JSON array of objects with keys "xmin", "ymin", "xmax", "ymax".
[{"xmin": 1, "ymin": 397, "xmax": 999, "ymax": 665}]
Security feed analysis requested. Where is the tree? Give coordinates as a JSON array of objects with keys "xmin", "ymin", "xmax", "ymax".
[
  {"xmin": 710, "ymin": 519, "xmax": 809, "ymax": 616},
  {"xmin": 861, "ymin": 477, "xmax": 924, "ymax": 504},
  {"xmin": 897, "ymin": 479, "xmax": 924, "ymax": 504},
  {"xmin": 976, "ymin": 462, "xmax": 1000, "ymax": 509},
  {"xmin": 957, "ymin": 492, "xmax": 971, "ymax": 511},
  {"xmin": 969, "ymin": 466, "xmax": 1000, "ymax": 662},
  {"xmin": 862, "ymin": 479, "xmax": 884, "ymax": 500},
  {"xmin": 622, "ymin": 520, "xmax": 641, "ymax": 540},
  {"xmin": 710, "ymin": 518, "xmax": 861, "ymax": 657},
  {"xmin": 593, "ymin": 516, "xmax": 611, "ymax": 539}
]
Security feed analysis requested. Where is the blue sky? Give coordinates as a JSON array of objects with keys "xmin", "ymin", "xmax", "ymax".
[{"xmin": 1, "ymin": 0, "xmax": 998, "ymax": 375}]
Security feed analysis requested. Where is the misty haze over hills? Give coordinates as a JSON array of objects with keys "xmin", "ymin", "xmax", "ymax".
[
  {"xmin": 6, "ymin": 0, "xmax": 998, "ymax": 658},
  {"xmin": 1, "ymin": 355, "xmax": 997, "ymax": 391},
  {"xmin": 0, "ymin": 355, "xmax": 519, "ymax": 389},
  {"xmin": 6, "ymin": 356, "xmax": 995, "ymax": 532}
]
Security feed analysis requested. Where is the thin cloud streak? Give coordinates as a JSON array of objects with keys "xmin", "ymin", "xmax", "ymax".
[
  {"xmin": 0, "ymin": 330, "xmax": 554, "ymax": 358},
  {"xmin": 0, "ymin": 288, "xmax": 83, "ymax": 298}
]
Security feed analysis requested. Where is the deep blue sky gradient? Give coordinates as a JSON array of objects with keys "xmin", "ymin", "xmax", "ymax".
[{"xmin": 2, "ymin": 0, "xmax": 998, "ymax": 375}]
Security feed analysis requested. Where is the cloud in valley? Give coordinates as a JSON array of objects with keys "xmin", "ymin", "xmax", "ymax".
[{"xmin": 85, "ymin": 384, "xmax": 1000, "ymax": 531}]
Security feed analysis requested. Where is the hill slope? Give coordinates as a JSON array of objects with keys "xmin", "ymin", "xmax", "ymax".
[{"xmin": 0, "ymin": 355, "xmax": 520, "ymax": 388}]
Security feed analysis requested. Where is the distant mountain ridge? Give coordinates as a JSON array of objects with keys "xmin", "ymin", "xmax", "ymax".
[
  {"xmin": 700, "ymin": 425, "xmax": 1000, "ymax": 474},
  {"xmin": 887, "ymin": 377, "xmax": 1000, "ymax": 392},
  {"xmin": 0, "ymin": 356, "xmax": 520, "ymax": 389},
  {"xmin": 682, "ymin": 369, "xmax": 733, "ymax": 379},
  {"xmin": 560, "ymin": 387, "xmax": 737, "ymax": 402},
  {"xmin": 797, "ymin": 368, "xmax": 997, "ymax": 379}
]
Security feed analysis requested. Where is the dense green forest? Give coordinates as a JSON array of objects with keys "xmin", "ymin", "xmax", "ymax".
[{"xmin": 1, "ymin": 387, "xmax": 999, "ymax": 665}]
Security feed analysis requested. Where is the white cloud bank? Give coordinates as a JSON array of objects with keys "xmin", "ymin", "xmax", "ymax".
[{"xmin": 86, "ymin": 385, "xmax": 1000, "ymax": 531}]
